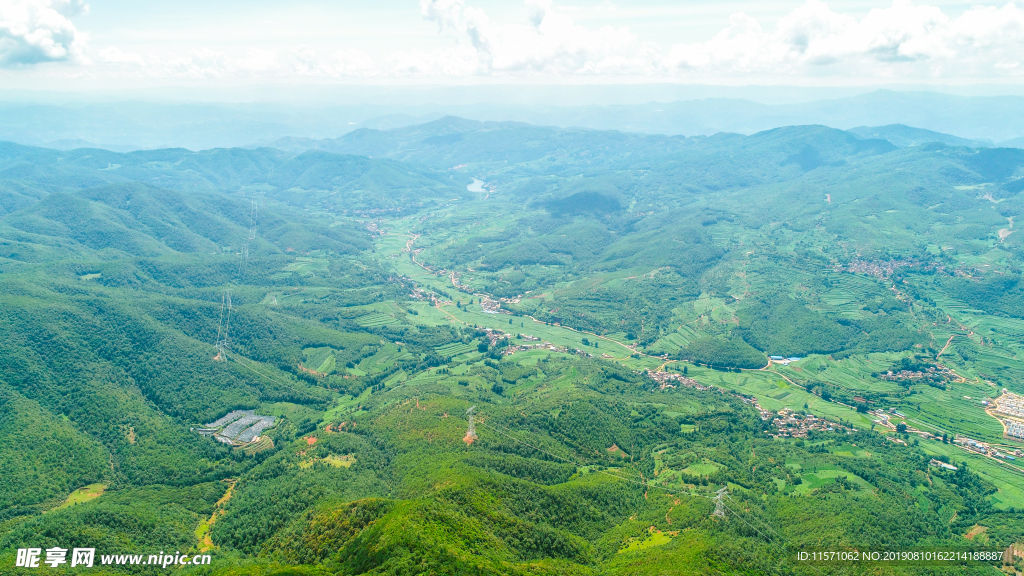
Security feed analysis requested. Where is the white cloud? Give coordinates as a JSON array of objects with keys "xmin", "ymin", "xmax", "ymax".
[
  {"xmin": 419, "ymin": 0, "xmax": 648, "ymax": 75},
  {"xmin": 0, "ymin": 0, "xmax": 88, "ymax": 67},
  {"xmin": 666, "ymin": 0, "xmax": 1024, "ymax": 80},
  {"xmin": 410, "ymin": 0, "xmax": 1024, "ymax": 80},
  {"xmin": 98, "ymin": 46, "xmax": 142, "ymax": 65},
  {"xmin": 23, "ymin": 0, "xmax": 1024, "ymax": 82}
]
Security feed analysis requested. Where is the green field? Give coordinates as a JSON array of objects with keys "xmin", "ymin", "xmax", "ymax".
[{"xmin": 49, "ymin": 484, "xmax": 106, "ymax": 512}]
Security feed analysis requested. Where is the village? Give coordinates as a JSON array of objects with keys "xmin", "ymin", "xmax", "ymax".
[
  {"xmin": 768, "ymin": 408, "xmax": 851, "ymax": 438},
  {"xmin": 867, "ymin": 407, "xmax": 951, "ymax": 443},
  {"xmin": 988, "ymin": 390, "xmax": 1024, "ymax": 441},
  {"xmin": 877, "ymin": 363, "xmax": 959, "ymax": 384},
  {"xmin": 643, "ymin": 370, "xmax": 856, "ymax": 440},
  {"xmin": 839, "ymin": 258, "xmax": 916, "ymax": 279},
  {"xmin": 645, "ymin": 369, "xmax": 713, "ymax": 391},
  {"xmin": 401, "ymin": 231, "xmax": 1024, "ymax": 477},
  {"xmin": 952, "ymin": 435, "xmax": 1022, "ymax": 461}
]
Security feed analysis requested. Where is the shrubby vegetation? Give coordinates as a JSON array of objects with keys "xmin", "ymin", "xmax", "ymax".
[{"xmin": 1, "ymin": 119, "xmax": 1023, "ymax": 574}]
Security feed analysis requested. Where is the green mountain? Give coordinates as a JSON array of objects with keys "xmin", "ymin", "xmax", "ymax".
[
  {"xmin": 0, "ymin": 118, "xmax": 1023, "ymax": 575},
  {"xmin": 847, "ymin": 124, "xmax": 991, "ymax": 148},
  {"xmin": 0, "ymin": 142, "xmax": 469, "ymax": 217}
]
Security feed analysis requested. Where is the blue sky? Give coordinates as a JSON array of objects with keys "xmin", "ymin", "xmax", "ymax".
[{"xmin": 2, "ymin": 0, "xmax": 1023, "ymax": 90}]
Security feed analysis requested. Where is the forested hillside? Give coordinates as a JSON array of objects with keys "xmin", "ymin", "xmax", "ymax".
[{"xmin": 1, "ymin": 119, "xmax": 1022, "ymax": 575}]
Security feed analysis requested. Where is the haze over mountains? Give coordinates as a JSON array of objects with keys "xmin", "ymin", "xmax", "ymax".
[{"xmin": 3, "ymin": 89, "xmax": 1024, "ymax": 152}]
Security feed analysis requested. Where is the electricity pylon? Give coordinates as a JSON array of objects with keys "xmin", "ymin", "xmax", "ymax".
[
  {"xmin": 238, "ymin": 195, "xmax": 260, "ymax": 274},
  {"xmin": 214, "ymin": 289, "xmax": 233, "ymax": 361},
  {"xmin": 463, "ymin": 406, "xmax": 478, "ymax": 445},
  {"xmin": 712, "ymin": 486, "xmax": 728, "ymax": 519}
]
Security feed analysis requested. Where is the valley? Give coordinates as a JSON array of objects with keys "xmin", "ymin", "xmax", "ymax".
[{"xmin": 1, "ymin": 119, "xmax": 1023, "ymax": 574}]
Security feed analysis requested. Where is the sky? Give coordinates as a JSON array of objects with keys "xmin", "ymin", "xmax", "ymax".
[{"xmin": 3, "ymin": 0, "xmax": 1024, "ymax": 93}]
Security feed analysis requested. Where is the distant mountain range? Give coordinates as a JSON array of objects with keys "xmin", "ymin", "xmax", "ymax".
[{"xmin": 2, "ymin": 90, "xmax": 1024, "ymax": 152}]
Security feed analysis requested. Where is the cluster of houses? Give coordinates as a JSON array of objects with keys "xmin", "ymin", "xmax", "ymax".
[
  {"xmin": 928, "ymin": 459, "xmax": 958, "ymax": 471},
  {"xmin": 478, "ymin": 328, "xmax": 571, "ymax": 356},
  {"xmin": 867, "ymin": 408, "xmax": 946, "ymax": 442},
  {"xmin": 769, "ymin": 408, "xmax": 848, "ymax": 438},
  {"xmin": 768, "ymin": 356, "xmax": 801, "ymax": 365},
  {"xmin": 500, "ymin": 342, "xmax": 569, "ymax": 356},
  {"xmin": 994, "ymin": 391, "xmax": 1024, "ymax": 417},
  {"xmin": 480, "ymin": 327, "xmax": 510, "ymax": 346},
  {"xmin": 988, "ymin": 391, "xmax": 1024, "ymax": 441},
  {"xmin": 878, "ymin": 364, "xmax": 957, "ymax": 383},
  {"xmin": 646, "ymin": 370, "xmax": 712, "ymax": 391},
  {"xmin": 954, "ymin": 435, "xmax": 1022, "ymax": 460},
  {"xmin": 842, "ymin": 258, "xmax": 914, "ymax": 279},
  {"xmin": 410, "ymin": 287, "xmax": 449, "ymax": 307},
  {"xmin": 1006, "ymin": 420, "xmax": 1024, "ymax": 440},
  {"xmin": 480, "ymin": 297, "xmax": 505, "ymax": 314},
  {"xmin": 364, "ymin": 220, "xmax": 384, "ymax": 235}
]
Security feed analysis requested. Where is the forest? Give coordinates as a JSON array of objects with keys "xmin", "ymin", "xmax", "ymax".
[{"xmin": 0, "ymin": 119, "xmax": 1023, "ymax": 575}]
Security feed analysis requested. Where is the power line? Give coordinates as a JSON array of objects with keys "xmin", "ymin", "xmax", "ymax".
[
  {"xmin": 227, "ymin": 351, "xmax": 309, "ymax": 391},
  {"xmin": 712, "ymin": 486, "xmax": 728, "ymax": 519},
  {"xmin": 464, "ymin": 406, "xmax": 478, "ymax": 444},
  {"xmin": 214, "ymin": 289, "xmax": 232, "ymax": 361},
  {"xmin": 238, "ymin": 193, "xmax": 260, "ymax": 275}
]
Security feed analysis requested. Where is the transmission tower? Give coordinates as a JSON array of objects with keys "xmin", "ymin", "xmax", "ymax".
[
  {"xmin": 238, "ymin": 194, "xmax": 260, "ymax": 274},
  {"xmin": 463, "ymin": 406, "xmax": 478, "ymax": 445},
  {"xmin": 712, "ymin": 486, "xmax": 728, "ymax": 519},
  {"xmin": 214, "ymin": 289, "xmax": 233, "ymax": 361}
]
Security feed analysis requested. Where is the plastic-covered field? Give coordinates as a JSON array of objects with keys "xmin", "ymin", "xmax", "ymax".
[
  {"xmin": 205, "ymin": 410, "xmax": 254, "ymax": 428},
  {"xmin": 201, "ymin": 410, "xmax": 276, "ymax": 443},
  {"xmin": 235, "ymin": 418, "xmax": 276, "ymax": 443},
  {"xmin": 221, "ymin": 414, "xmax": 262, "ymax": 439}
]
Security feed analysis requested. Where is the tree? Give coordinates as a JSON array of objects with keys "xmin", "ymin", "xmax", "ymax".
[{"xmin": 896, "ymin": 423, "xmax": 907, "ymax": 434}]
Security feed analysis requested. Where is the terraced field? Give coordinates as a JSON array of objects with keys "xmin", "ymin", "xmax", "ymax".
[
  {"xmin": 356, "ymin": 312, "xmax": 394, "ymax": 328},
  {"xmin": 435, "ymin": 341, "xmax": 479, "ymax": 357}
]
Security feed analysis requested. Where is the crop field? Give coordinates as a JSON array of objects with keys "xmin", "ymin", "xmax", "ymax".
[
  {"xmin": 901, "ymin": 384, "xmax": 1006, "ymax": 441},
  {"xmin": 261, "ymin": 402, "xmax": 322, "ymax": 423},
  {"xmin": 919, "ymin": 439, "xmax": 1024, "ymax": 510},
  {"xmin": 356, "ymin": 312, "xmax": 394, "ymax": 328},
  {"xmin": 280, "ymin": 257, "xmax": 329, "ymax": 277},
  {"xmin": 302, "ymin": 347, "xmax": 335, "ymax": 371},
  {"xmin": 775, "ymin": 354, "xmax": 906, "ymax": 394},
  {"xmin": 298, "ymin": 454, "xmax": 355, "ymax": 469},
  {"xmin": 239, "ymin": 436, "xmax": 274, "ymax": 455},
  {"xmin": 435, "ymin": 341, "xmax": 479, "ymax": 357},
  {"xmin": 689, "ymin": 367, "xmax": 876, "ymax": 429},
  {"xmin": 50, "ymin": 484, "xmax": 106, "ymax": 512},
  {"xmin": 791, "ymin": 468, "xmax": 874, "ymax": 495},
  {"xmin": 829, "ymin": 443, "xmax": 874, "ymax": 458},
  {"xmin": 681, "ymin": 461, "xmax": 721, "ymax": 477},
  {"xmin": 651, "ymin": 332, "xmax": 688, "ymax": 353}
]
